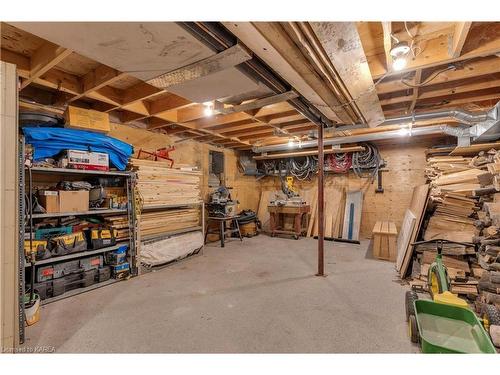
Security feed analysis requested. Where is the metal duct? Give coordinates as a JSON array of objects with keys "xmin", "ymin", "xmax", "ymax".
[
  {"xmin": 469, "ymin": 101, "xmax": 500, "ymax": 144},
  {"xmin": 380, "ymin": 108, "xmax": 488, "ymax": 127},
  {"xmin": 253, "ymin": 124, "xmax": 458, "ymax": 153}
]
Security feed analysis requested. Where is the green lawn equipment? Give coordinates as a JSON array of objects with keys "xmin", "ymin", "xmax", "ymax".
[{"xmin": 405, "ymin": 239, "xmax": 496, "ymax": 353}]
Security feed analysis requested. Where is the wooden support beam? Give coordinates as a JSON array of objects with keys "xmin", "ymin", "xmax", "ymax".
[
  {"xmin": 147, "ymin": 44, "xmax": 252, "ymax": 88},
  {"xmin": 148, "ymin": 93, "xmax": 192, "ymax": 116},
  {"xmin": 450, "ymin": 22, "xmax": 472, "ymax": 58},
  {"xmin": 381, "ymin": 77, "xmax": 500, "ymax": 107},
  {"xmin": 69, "ymin": 64, "xmax": 126, "ymax": 102},
  {"xmin": 408, "ymin": 69, "xmax": 422, "ymax": 113},
  {"xmin": 381, "ymin": 22, "xmax": 393, "ymax": 72},
  {"xmin": 371, "ymin": 25, "xmax": 500, "ymax": 79},
  {"xmin": 217, "ymin": 91, "xmax": 299, "ymax": 114},
  {"xmin": 224, "ymin": 22, "xmax": 351, "ymax": 123},
  {"xmin": 376, "ymin": 56, "xmax": 500, "ymax": 95},
  {"xmin": 0, "ymin": 48, "xmax": 30, "ymax": 77},
  {"xmin": 20, "ymin": 42, "xmax": 72, "ymax": 89}
]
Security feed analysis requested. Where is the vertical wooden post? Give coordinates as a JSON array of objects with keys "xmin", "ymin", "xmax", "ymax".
[
  {"xmin": 316, "ymin": 124, "xmax": 325, "ymax": 276},
  {"xmin": 0, "ymin": 62, "xmax": 20, "ymax": 351}
]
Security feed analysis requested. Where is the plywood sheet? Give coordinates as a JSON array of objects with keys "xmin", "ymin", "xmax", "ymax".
[{"xmin": 396, "ymin": 210, "xmax": 417, "ymax": 271}]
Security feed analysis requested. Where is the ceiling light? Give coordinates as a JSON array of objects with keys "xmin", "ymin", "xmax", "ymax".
[
  {"xmin": 392, "ymin": 57, "xmax": 407, "ymax": 71},
  {"xmin": 287, "ymin": 139, "xmax": 296, "ymax": 148},
  {"xmin": 390, "ymin": 41, "xmax": 410, "ymax": 58},
  {"xmin": 203, "ymin": 101, "xmax": 214, "ymax": 117},
  {"xmin": 398, "ymin": 126, "xmax": 411, "ymax": 136}
]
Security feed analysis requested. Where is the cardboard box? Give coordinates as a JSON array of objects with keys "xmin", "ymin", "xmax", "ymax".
[
  {"xmin": 64, "ymin": 106, "xmax": 110, "ymax": 133},
  {"xmin": 39, "ymin": 190, "xmax": 59, "ymax": 213},
  {"xmin": 59, "ymin": 149, "xmax": 109, "ymax": 171},
  {"xmin": 58, "ymin": 190, "xmax": 89, "ymax": 213}
]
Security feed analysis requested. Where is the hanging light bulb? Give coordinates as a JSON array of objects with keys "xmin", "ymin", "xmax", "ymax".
[
  {"xmin": 287, "ymin": 138, "xmax": 295, "ymax": 148},
  {"xmin": 392, "ymin": 56, "xmax": 407, "ymax": 71},
  {"xmin": 203, "ymin": 101, "xmax": 214, "ymax": 117}
]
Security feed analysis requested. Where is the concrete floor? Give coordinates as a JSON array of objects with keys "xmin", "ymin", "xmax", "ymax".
[{"xmin": 23, "ymin": 235, "xmax": 419, "ymax": 353}]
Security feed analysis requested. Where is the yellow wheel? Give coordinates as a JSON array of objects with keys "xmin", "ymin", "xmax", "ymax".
[
  {"xmin": 408, "ymin": 315, "xmax": 419, "ymax": 343},
  {"xmin": 429, "ymin": 269, "xmax": 442, "ymax": 300}
]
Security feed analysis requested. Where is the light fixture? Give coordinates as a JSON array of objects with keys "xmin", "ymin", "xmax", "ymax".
[
  {"xmin": 390, "ymin": 40, "xmax": 410, "ymax": 72},
  {"xmin": 203, "ymin": 101, "xmax": 214, "ymax": 117},
  {"xmin": 392, "ymin": 57, "xmax": 407, "ymax": 71},
  {"xmin": 397, "ymin": 126, "xmax": 411, "ymax": 136},
  {"xmin": 390, "ymin": 41, "xmax": 410, "ymax": 58},
  {"xmin": 287, "ymin": 138, "xmax": 296, "ymax": 148}
]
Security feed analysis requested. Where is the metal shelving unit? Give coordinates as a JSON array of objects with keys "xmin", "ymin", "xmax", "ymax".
[
  {"xmin": 30, "ymin": 166, "xmax": 131, "ymax": 177},
  {"xmin": 19, "ymin": 144, "xmax": 138, "ymax": 342},
  {"xmin": 23, "ymin": 244, "xmax": 125, "ymax": 268},
  {"xmin": 41, "ymin": 278, "xmax": 122, "ymax": 305},
  {"xmin": 31, "ymin": 208, "xmax": 127, "ymax": 219}
]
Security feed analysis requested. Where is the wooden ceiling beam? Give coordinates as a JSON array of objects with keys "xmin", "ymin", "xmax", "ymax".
[
  {"xmin": 370, "ymin": 25, "xmax": 500, "ymax": 79},
  {"xmin": 449, "ymin": 22, "xmax": 472, "ymax": 58},
  {"xmin": 381, "ymin": 22, "xmax": 393, "ymax": 72},
  {"xmin": 69, "ymin": 64, "xmax": 126, "ymax": 102},
  {"xmin": 377, "ymin": 56, "xmax": 500, "ymax": 95},
  {"xmin": 148, "ymin": 93, "xmax": 192, "ymax": 116},
  {"xmin": 380, "ymin": 75, "xmax": 500, "ymax": 106},
  {"xmin": 20, "ymin": 41, "xmax": 72, "ymax": 89},
  {"xmin": 1, "ymin": 48, "xmax": 30, "ymax": 77}
]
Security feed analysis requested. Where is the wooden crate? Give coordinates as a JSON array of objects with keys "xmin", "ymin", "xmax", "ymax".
[{"xmin": 372, "ymin": 221, "xmax": 398, "ymax": 261}]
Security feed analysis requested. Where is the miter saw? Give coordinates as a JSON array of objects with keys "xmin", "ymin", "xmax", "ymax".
[
  {"xmin": 206, "ymin": 186, "xmax": 238, "ymax": 217},
  {"xmin": 269, "ymin": 175, "xmax": 306, "ymax": 207}
]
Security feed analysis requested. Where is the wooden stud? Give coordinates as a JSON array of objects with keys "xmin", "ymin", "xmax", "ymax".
[{"xmin": 449, "ymin": 22, "xmax": 472, "ymax": 58}]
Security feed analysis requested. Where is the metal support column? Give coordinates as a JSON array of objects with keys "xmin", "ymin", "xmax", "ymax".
[{"xmin": 316, "ymin": 124, "xmax": 325, "ymax": 276}]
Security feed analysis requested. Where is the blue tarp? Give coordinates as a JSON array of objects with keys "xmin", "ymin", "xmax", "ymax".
[{"xmin": 23, "ymin": 127, "xmax": 133, "ymax": 170}]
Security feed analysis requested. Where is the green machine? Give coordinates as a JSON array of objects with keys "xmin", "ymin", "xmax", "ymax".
[{"xmin": 405, "ymin": 239, "xmax": 497, "ymax": 353}]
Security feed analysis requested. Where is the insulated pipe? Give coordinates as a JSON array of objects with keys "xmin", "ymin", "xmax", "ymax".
[
  {"xmin": 253, "ymin": 124, "xmax": 463, "ymax": 153},
  {"xmin": 317, "ymin": 124, "xmax": 325, "ymax": 277}
]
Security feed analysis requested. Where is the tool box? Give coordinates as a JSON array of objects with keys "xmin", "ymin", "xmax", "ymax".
[
  {"xmin": 34, "ymin": 266, "xmax": 111, "ymax": 300},
  {"xmin": 24, "ymin": 240, "xmax": 51, "ymax": 260},
  {"xmin": 105, "ymin": 245, "xmax": 127, "ymax": 265},
  {"xmin": 49, "ymin": 231, "xmax": 87, "ymax": 257},
  {"xmin": 111, "ymin": 262, "xmax": 130, "ymax": 279},
  {"xmin": 35, "ymin": 226, "xmax": 72, "ymax": 240},
  {"xmin": 37, "ymin": 255, "xmax": 103, "ymax": 283},
  {"xmin": 87, "ymin": 227, "xmax": 117, "ymax": 249}
]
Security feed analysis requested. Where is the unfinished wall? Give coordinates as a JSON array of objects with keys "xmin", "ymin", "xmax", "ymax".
[
  {"xmin": 108, "ymin": 124, "xmax": 260, "ymax": 212},
  {"xmin": 259, "ymin": 139, "xmax": 446, "ymax": 238}
]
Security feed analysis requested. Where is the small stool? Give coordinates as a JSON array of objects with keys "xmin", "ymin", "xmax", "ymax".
[{"xmin": 205, "ymin": 215, "xmax": 243, "ymax": 247}]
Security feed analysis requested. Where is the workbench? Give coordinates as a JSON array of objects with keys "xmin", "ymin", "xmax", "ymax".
[{"xmin": 267, "ymin": 204, "xmax": 310, "ymax": 239}]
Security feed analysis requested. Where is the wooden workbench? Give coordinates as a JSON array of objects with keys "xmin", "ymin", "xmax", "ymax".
[{"xmin": 267, "ymin": 204, "xmax": 310, "ymax": 239}]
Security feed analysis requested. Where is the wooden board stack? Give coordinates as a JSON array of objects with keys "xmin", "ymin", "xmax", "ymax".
[
  {"xmin": 139, "ymin": 208, "xmax": 200, "ymax": 238},
  {"xmin": 410, "ymin": 148, "xmax": 500, "ymax": 317},
  {"xmin": 129, "ymin": 158, "xmax": 202, "ymax": 207},
  {"xmin": 104, "ymin": 215, "xmax": 130, "ymax": 242}
]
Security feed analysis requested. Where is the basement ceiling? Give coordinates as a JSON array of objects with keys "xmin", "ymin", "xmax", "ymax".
[{"xmin": 10, "ymin": 22, "xmax": 263, "ymax": 102}]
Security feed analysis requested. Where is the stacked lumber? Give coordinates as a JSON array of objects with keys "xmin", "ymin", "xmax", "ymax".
[
  {"xmin": 306, "ymin": 185, "xmax": 347, "ymax": 239},
  {"xmin": 129, "ymin": 158, "xmax": 201, "ymax": 207},
  {"xmin": 104, "ymin": 215, "xmax": 130, "ymax": 242},
  {"xmin": 139, "ymin": 208, "xmax": 200, "ymax": 238},
  {"xmin": 409, "ymin": 148, "xmax": 500, "ymax": 342}
]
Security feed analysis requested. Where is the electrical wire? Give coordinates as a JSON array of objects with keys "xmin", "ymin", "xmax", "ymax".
[{"xmin": 352, "ymin": 143, "xmax": 382, "ymax": 179}]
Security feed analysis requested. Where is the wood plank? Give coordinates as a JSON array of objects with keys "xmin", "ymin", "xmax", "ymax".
[
  {"xmin": 21, "ymin": 41, "xmax": 72, "ymax": 89},
  {"xmin": 399, "ymin": 185, "xmax": 429, "ymax": 277},
  {"xmin": 396, "ymin": 210, "xmax": 417, "ymax": 272},
  {"xmin": 450, "ymin": 142, "xmax": 500, "ymax": 156},
  {"xmin": 450, "ymin": 22, "xmax": 472, "ymax": 58}
]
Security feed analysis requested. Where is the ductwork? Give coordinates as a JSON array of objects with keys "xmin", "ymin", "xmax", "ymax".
[
  {"xmin": 253, "ymin": 124, "xmax": 460, "ymax": 153},
  {"xmin": 253, "ymin": 102, "xmax": 500, "ymax": 153}
]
